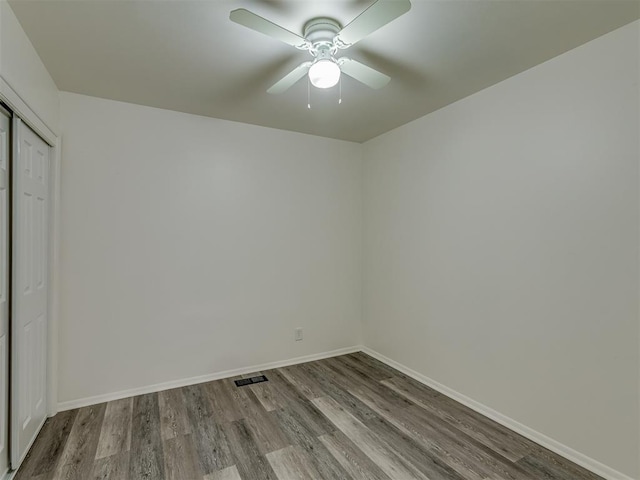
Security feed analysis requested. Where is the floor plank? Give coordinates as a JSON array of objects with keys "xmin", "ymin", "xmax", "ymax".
[
  {"xmin": 158, "ymin": 388, "xmax": 191, "ymax": 441},
  {"xmin": 245, "ymin": 372, "xmax": 284, "ymax": 412},
  {"xmin": 95, "ymin": 397, "xmax": 133, "ymax": 459},
  {"xmin": 270, "ymin": 407, "xmax": 350, "ymax": 480},
  {"xmin": 14, "ymin": 410, "xmax": 78, "ymax": 480},
  {"xmin": 382, "ymin": 375, "xmax": 533, "ymax": 462},
  {"xmin": 312, "ymin": 395, "xmax": 430, "ymax": 480},
  {"xmin": 55, "ymin": 403, "xmax": 107, "ymax": 480},
  {"xmin": 183, "ymin": 384, "xmax": 234, "ymax": 474},
  {"xmin": 266, "ymin": 445, "xmax": 322, "ymax": 480},
  {"xmin": 278, "ymin": 365, "xmax": 326, "ymax": 400},
  {"xmin": 162, "ymin": 434, "xmax": 203, "ymax": 480},
  {"xmin": 318, "ymin": 431, "xmax": 391, "ymax": 480},
  {"xmin": 89, "ymin": 452, "xmax": 130, "ymax": 480},
  {"xmin": 206, "ymin": 380, "xmax": 244, "ymax": 423},
  {"xmin": 223, "ymin": 419, "xmax": 278, "ymax": 480},
  {"xmin": 128, "ymin": 393, "xmax": 165, "ymax": 480},
  {"xmin": 203, "ymin": 465, "xmax": 242, "ymax": 480},
  {"xmin": 12, "ymin": 353, "xmax": 606, "ymax": 480}
]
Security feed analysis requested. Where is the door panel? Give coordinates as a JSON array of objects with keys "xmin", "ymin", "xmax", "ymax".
[
  {"xmin": 11, "ymin": 118, "xmax": 48, "ymax": 468},
  {"xmin": 0, "ymin": 107, "xmax": 10, "ymax": 476}
]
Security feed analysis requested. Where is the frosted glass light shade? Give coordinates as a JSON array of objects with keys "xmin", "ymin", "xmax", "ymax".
[{"xmin": 308, "ymin": 59, "xmax": 341, "ymax": 89}]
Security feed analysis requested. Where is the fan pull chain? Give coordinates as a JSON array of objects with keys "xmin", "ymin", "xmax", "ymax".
[
  {"xmin": 307, "ymin": 77, "xmax": 311, "ymax": 109},
  {"xmin": 339, "ymin": 76, "xmax": 342, "ymax": 105}
]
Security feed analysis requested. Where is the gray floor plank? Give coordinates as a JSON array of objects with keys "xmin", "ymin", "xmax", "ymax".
[
  {"xmin": 266, "ymin": 370, "xmax": 336, "ymax": 437},
  {"xmin": 346, "ymin": 377, "xmax": 414, "ymax": 416},
  {"xmin": 266, "ymin": 445, "xmax": 323, "ymax": 480},
  {"xmin": 271, "ymin": 407, "xmax": 351, "ymax": 480},
  {"xmin": 206, "ymin": 380, "xmax": 244, "ymax": 423},
  {"xmin": 95, "ymin": 397, "xmax": 133, "ymax": 459},
  {"xmin": 14, "ymin": 409, "xmax": 78, "ymax": 480},
  {"xmin": 528, "ymin": 444, "xmax": 605, "ymax": 480},
  {"xmin": 54, "ymin": 403, "xmax": 107, "ymax": 480},
  {"xmin": 347, "ymin": 353, "xmax": 405, "ymax": 380},
  {"xmin": 204, "ymin": 466, "xmax": 242, "ymax": 480},
  {"xmin": 325, "ymin": 356, "xmax": 394, "ymax": 389},
  {"xmin": 298, "ymin": 362, "xmax": 382, "ymax": 425},
  {"xmin": 89, "ymin": 452, "xmax": 130, "ymax": 480},
  {"xmin": 312, "ymin": 395, "xmax": 430, "ymax": 480},
  {"xmin": 162, "ymin": 434, "xmax": 204, "ymax": 480},
  {"xmin": 364, "ymin": 411, "xmax": 482, "ymax": 480},
  {"xmin": 278, "ymin": 365, "xmax": 326, "ymax": 400},
  {"xmin": 352, "ymin": 386, "xmax": 495, "ymax": 479},
  {"xmin": 223, "ymin": 378, "xmax": 289, "ymax": 455},
  {"xmin": 223, "ymin": 419, "xmax": 279, "ymax": 480},
  {"xmin": 403, "ymin": 405, "xmax": 534, "ymax": 480},
  {"xmin": 129, "ymin": 393, "xmax": 165, "ymax": 480},
  {"xmin": 13, "ymin": 354, "xmax": 605, "ymax": 480},
  {"xmin": 517, "ymin": 452, "xmax": 604, "ymax": 480},
  {"xmin": 158, "ymin": 388, "xmax": 192, "ymax": 441},
  {"xmin": 382, "ymin": 376, "xmax": 533, "ymax": 462},
  {"xmin": 319, "ymin": 431, "xmax": 391, "ymax": 480},
  {"xmin": 183, "ymin": 384, "xmax": 234, "ymax": 474},
  {"xmin": 244, "ymin": 372, "xmax": 285, "ymax": 412}
]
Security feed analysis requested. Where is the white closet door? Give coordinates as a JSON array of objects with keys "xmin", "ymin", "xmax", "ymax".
[
  {"xmin": 11, "ymin": 118, "xmax": 49, "ymax": 468},
  {"xmin": 0, "ymin": 107, "xmax": 10, "ymax": 476}
]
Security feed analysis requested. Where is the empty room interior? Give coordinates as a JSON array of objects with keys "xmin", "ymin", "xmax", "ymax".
[{"xmin": 0, "ymin": 0, "xmax": 639, "ymax": 479}]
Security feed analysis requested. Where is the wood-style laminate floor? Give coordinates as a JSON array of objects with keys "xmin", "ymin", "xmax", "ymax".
[{"xmin": 14, "ymin": 352, "xmax": 603, "ymax": 480}]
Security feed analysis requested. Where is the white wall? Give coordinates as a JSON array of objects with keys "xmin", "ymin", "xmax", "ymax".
[
  {"xmin": 57, "ymin": 19, "xmax": 638, "ymax": 479},
  {"xmin": 58, "ymin": 92, "xmax": 362, "ymax": 405},
  {"xmin": 363, "ymin": 20, "xmax": 639, "ymax": 480},
  {"xmin": 0, "ymin": 1, "xmax": 59, "ymax": 135}
]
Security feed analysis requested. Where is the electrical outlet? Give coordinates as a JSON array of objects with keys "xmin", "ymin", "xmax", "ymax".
[{"xmin": 295, "ymin": 328, "xmax": 303, "ymax": 341}]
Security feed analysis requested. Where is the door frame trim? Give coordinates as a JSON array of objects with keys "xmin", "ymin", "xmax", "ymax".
[
  {"xmin": 0, "ymin": 104, "xmax": 11, "ymax": 119},
  {"xmin": 0, "ymin": 79, "xmax": 59, "ymax": 425},
  {"xmin": 0, "ymin": 78, "xmax": 55, "ymax": 147},
  {"xmin": 0, "ymin": 102, "xmax": 12, "ymax": 480}
]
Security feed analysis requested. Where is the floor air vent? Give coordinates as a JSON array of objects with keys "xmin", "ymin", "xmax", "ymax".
[{"xmin": 234, "ymin": 375, "xmax": 268, "ymax": 387}]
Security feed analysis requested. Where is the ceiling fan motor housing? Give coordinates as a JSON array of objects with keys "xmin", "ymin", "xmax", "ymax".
[
  {"xmin": 304, "ymin": 17, "xmax": 343, "ymax": 61},
  {"xmin": 303, "ymin": 17, "xmax": 341, "ymax": 44}
]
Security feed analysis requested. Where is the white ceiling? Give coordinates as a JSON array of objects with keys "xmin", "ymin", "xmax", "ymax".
[{"xmin": 9, "ymin": 0, "xmax": 640, "ymax": 142}]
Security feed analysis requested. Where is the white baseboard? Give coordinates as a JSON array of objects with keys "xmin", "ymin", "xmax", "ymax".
[
  {"xmin": 55, "ymin": 344, "xmax": 636, "ymax": 480},
  {"xmin": 360, "ymin": 346, "xmax": 636, "ymax": 480},
  {"xmin": 58, "ymin": 345, "xmax": 362, "ymax": 412}
]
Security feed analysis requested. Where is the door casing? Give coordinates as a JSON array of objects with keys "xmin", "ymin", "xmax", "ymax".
[{"xmin": 0, "ymin": 102, "xmax": 12, "ymax": 478}]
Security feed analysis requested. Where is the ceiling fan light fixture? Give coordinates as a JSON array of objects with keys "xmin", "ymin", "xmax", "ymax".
[
  {"xmin": 308, "ymin": 59, "xmax": 341, "ymax": 89},
  {"xmin": 230, "ymin": 0, "xmax": 412, "ymax": 94}
]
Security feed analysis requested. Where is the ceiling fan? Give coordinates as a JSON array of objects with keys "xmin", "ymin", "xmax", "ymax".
[{"xmin": 229, "ymin": 0, "xmax": 411, "ymax": 94}]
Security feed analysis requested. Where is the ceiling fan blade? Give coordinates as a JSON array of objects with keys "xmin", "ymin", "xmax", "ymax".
[
  {"xmin": 339, "ymin": 58, "xmax": 390, "ymax": 89},
  {"xmin": 268, "ymin": 62, "xmax": 312, "ymax": 94},
  {"xmin": 335, "ymin": 0, "xmax": 411, "ymax": 47},
  {"xmin": 230, "ymin": 9, "xmax": 309, "ymax": 49}
]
